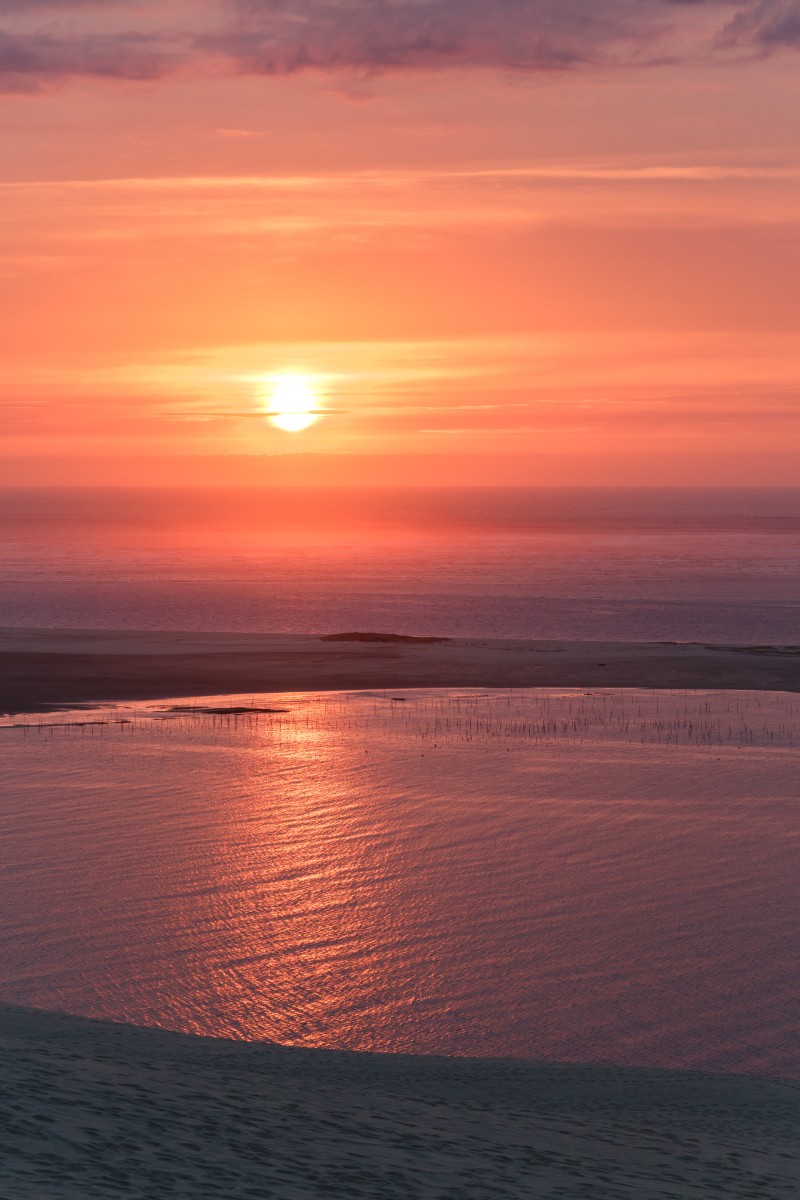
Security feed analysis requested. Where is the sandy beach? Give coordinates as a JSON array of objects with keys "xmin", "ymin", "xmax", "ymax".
[
  {"xmin": 2, "ymin": 1003, "xmax": 798, "ymax": 1200},
  {"xmin": 1, "ymin": 627, "xmax": 799, "ymax": 714}
]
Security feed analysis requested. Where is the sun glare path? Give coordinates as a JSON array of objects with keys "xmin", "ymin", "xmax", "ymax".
[{"xmin": 263, "ymin": 372, "xmax": 323, "ymax": 432}]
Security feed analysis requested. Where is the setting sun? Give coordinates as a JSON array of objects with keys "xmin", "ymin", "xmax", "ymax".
[{"xmin": 263, "ymin": 372, "xmax": 323, "ymax": 433}]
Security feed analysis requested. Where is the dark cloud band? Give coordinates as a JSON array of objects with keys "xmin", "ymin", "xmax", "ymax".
[
  {"xmin": 0, "ymin": 30, "xmax": 178, "ymax": 90},
  {"xmin": 1, "ymin": 0, "xmax": 799, "ymax": 91},
  {"xmin": 720, "ymin": 0, "xmax": 800, "ymax": 47}
]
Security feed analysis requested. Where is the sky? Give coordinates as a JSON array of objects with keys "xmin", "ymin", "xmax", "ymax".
[{"xmin": 1, "ymin": 0, "xmax": 799, "ymax": 486}]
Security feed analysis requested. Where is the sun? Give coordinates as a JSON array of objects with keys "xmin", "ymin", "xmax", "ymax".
[{"xmin": 262, "ymin": 372, "xmax": 322, "ymax": 432}]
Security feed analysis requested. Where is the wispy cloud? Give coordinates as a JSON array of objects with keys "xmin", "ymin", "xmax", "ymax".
[
  {"xmin": 0, "ymin": 29, "xmax": 178, "ymax": 91},
  {"xmin": 0, "ymin": 1, "xmax": 129, "ymax": 8},
  {"xmin": 6, "ymin": 162, "xmax": 800, "ymax": 190},
  {"xmin": 1, "ymin": 1, "xmax": 800, "ymax": 91},
  {"xmin": 719, "ymin": 0, "xmax": 800, "ymax": 49},
  {"xmin": 3, "ymin": 162, "xmax": 797, "ymax": 255}
]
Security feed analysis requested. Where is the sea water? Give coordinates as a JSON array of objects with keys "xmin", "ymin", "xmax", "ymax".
[
  {"xmin": 1, "ymin": 487, "xmax": 799, "ymax": 640},
  {"xmin": 1, "ymin": 688, "xmax": 797, "ymax": 1077}
]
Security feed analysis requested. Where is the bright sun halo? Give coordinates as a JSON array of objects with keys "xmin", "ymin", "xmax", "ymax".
[{"xmin": 263, "ymin": 372, "xmax": 322, "ymax": 433}]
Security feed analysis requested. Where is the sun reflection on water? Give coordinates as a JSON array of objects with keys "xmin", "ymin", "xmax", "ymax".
[{"xmin": 0, "ymin": 689, "xmax": 798, "ymax": 1075}]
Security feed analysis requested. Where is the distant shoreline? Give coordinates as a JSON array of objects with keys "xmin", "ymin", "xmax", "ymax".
[{"xmin": 1, "ymin": 628, "xmax": 798, "ymax": 715}]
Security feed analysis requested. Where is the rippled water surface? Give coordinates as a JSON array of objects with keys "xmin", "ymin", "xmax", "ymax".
[{"xmin": 1, "ymin": 688, "xmax": 797, "ymax": 1076}]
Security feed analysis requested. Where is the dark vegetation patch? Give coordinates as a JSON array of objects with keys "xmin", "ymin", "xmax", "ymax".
[
  {"xmin": 166, "ymin": 706, "xmax": 291, "ymax": 715},
  {"xmin": 705, "ymin": 645, "xmax": 800, "ymax": 656},
  {"xmin": 321, "ymin": 632, "xmax": 452, "ymax": 644},
  {"xmin": 0, "ymin": 720, "xmax": 115, "ymax": 730}
]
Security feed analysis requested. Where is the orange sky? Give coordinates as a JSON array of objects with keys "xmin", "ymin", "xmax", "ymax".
[{"xmin": 1, "ymin": 1, "xmax": 799, "ymax": 485}]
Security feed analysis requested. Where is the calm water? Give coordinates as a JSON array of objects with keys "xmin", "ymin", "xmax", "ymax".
[
  {"xmin": 1, "ymin": 688, "xmax": 797, "ymax": 1076},
  {"xmin": 1, "ymin": 487, "xmax": 799, "ymax": 640}
]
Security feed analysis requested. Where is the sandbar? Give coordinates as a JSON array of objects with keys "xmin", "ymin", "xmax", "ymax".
[{"xmin": 0, "ymin": 627, "xmax": 798, "ymax": 714}]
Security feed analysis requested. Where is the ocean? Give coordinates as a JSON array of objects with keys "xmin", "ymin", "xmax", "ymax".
[{"xmin": 1, "ymin": 486, "xmax": 799, "ymax": 641}]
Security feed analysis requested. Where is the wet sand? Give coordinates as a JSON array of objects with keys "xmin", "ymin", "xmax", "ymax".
[
  {"xmin": 2, "ymin": 1004, "xmax": 797, "ymax": 1200},
  {"xmin": 1, "ymin": 628, "xmax": 799, "ymax": 714}
]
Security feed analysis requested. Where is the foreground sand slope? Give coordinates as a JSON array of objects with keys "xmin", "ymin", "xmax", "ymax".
[
  {"xmin": 1, "ymin": 1006, "xmax": 797, "ymax": 1199},
  {"xmin": 1, "ymin": 629, "xmax": 799, "ymax": 713}
]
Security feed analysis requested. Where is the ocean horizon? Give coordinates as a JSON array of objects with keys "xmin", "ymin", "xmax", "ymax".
[{"xmin": 2, "ymin": 486, "xmax": 799, "ymax": 642}]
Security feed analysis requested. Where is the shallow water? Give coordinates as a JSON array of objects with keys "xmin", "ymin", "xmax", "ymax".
[{"xmin": 1, "ymin": 688, "xmax": 797, "ymax": 1076}]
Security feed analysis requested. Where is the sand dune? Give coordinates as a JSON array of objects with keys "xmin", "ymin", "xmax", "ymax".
[{"xmin": 1, "ymin": 1004, "xmax": 798, "ymax": 1199}]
